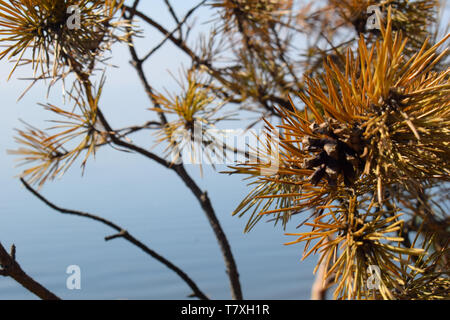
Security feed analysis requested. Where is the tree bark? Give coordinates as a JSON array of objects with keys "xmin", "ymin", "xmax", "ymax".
[{"xmin": 0, "ymin": 243, "xmax": 60, "ymax": 300}]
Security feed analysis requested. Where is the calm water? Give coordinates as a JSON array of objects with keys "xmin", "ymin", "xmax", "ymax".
[{"xmin": 0, "ymin": 154, "xmax": 316, "ymax": 300}]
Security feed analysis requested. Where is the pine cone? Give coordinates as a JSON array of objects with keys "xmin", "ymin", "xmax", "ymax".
[{"xmin": 302, "ymin": 121, "xmax": 365, "ymax": 187}]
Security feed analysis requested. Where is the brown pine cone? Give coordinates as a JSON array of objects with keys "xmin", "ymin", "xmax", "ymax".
[{"xmin": 302, "ymin": 121, "xmax": 365, "ymax": 187}]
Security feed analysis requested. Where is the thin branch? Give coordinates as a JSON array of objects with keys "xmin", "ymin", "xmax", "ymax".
[
  {"xmin": 126, "ymin": 6, "xmax": 199, "ymax": 61},
  {"xmin": 163, "ymin": 0, "xmax": 181, "ymax": 27},
  {"xmin": 123, "ymin": 5, "xmax": 243, "ymax": 300},
  {"xmin": 115, "ymin": 121, "xmax": 162, "ymax": 135},
  {"xmin": 0, "ymin": 242, "xmax": 60, "ymax": 300},
  {"xmin": 20, "ymin": 178, "xmax": 209, "ymax": 300},
  {"xmin": 142, "ymin": 0, "xmax": 207, "ymax": 62},
  {"xmin": 97, "ymin": 108, "xmax": 173, "ymax": 169}
]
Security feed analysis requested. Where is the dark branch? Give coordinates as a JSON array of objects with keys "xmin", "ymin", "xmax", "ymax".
[
  {"xmin": 0, "ymin": 242, "xmax": 60, "ymax": 300},
  {"xmin": 20, "ymin": 178, "xmax": 209, "ymax": 300},
  {"xmin": 142, "ymin": 0, "xmax": 207, "ymax": 62}
]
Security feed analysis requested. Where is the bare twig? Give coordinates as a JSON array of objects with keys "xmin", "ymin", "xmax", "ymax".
[
  {"xmin": 163, "ymin": 0, "xmax": 181, "ymax": 27},
  {"xmin": 0, "ymin": 242, "xmax": 60, "ymax": 300},
  {"xmin": 20, "ymin": 178, "xmax": 209, "ymax": 300},
  {"xmin": 142, "ymin": 0, "xmax": 207, "ymax": 62}
]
